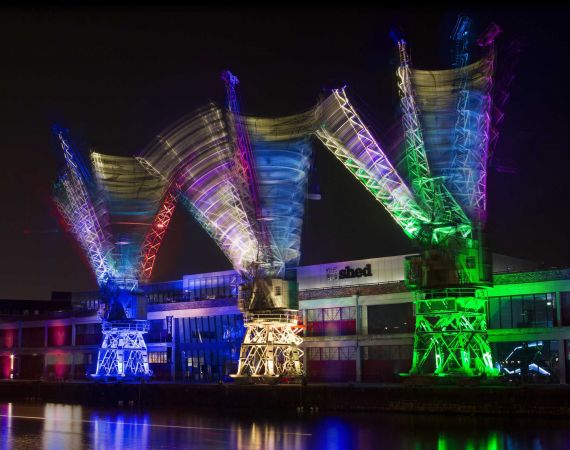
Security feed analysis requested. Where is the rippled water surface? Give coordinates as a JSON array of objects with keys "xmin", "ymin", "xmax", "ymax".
[{"xmin": 0, "ymin": 402, "xmax": 567, "ymax": 449}]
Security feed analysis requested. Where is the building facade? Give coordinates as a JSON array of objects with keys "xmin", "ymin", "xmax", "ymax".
[{"xmin": 1, "ymin": 255, "xmax": 568, "ymax": 384}]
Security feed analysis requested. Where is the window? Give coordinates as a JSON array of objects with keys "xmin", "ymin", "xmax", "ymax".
[
  {"xmin": 274, "ymin": 286, "xmax": 282, "ymax": 296},
  {"xmin": 368, "ymin": 303, "xmax": 414, "ymax": 334},
  {"xmin": 492, "ymin": 340, "xmax": 559, "ymax": 383},
  {"xmin": 489, "ymin": 293, "xmax": 556, "ymax": 329},
  {"xmin": 306, "ymin": 309, "xmax": 322, "ymax": 322},
  {"xmin": 501, "ymin": 297, "xmax": 514, "ymax": 328},
  {"xmin": 149, "ymin": 351, "xmax": 168, "ymax": 364},
  {"xmin": 339, "ymin": 347, "xmax": 356, "ymax": 360},
  {"xmin": 308, "ymin": 347, "xmax": 322, "ymax": 360},
  {"xmin": 341, "ymin": 307, "xmax": 356, "ymax": 320},
  {"xmin": 322, "ymin": 347, "xmax": 339, "ymax": 360},
  {"xmin": 489, "ymin": 296, "xmax": 501, "ymax": 329},
  {"xmin": 308, "ymin": 347, "xmax": 356, "ymax": 361},
  {"xmin": 304, "ymin": 307, "xmax": 357, "ymax": 337},
  {"xmin": 363, "ymin": 345, "xmax": 413, "ymax": 361},
  {"xmin": 323, "ymin": 308, "xmax": 341, "ymax": 321},
  {"xmin": 561, "ymin": 292, "xmax": 570, "ymax": 326}
]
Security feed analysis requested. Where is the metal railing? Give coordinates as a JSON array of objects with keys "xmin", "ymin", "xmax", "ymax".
[
  {"xmin": 244, "ymin": 309, "xmax": 301, "ymax": 325},
  {"xmin": 103, "ymin": 320, "xmax": 150, "ymax": 333}
]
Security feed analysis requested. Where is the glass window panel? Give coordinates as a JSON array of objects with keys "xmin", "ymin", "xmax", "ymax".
[
  {"xmin": 489, "ymin": 297, "xmax": 501, "ymax": 329},
  {"xmin": 215, "ymin": 315, "xmax": 223, "ymax": 340},
  {"xmin": 322, "ymin": 348, "xmax": 339, "ymax": 360},
  {"xmin": 323, "ymin": 308, "xmax": 341, "ymax": 321},
  {"xmin": 367, "ymin": 303, "xmax": 414, "ymax": 334},
  {"xmin": 521, "ymin": 295, "xmax": 536, "ymax": 327},
  {"xmin": 208, "ymin": 317, "xmax": 215, "ymax": 340},
  {"xmin": 341, "ymin": 307, "xmax": 356, "ymax": 321},
  {"xmin": 308, "ymin": 348, "xmax": 321, "ymax": 360},
  {"xmin": 341, "ymin": 347, "xmax": 350, "ymax": 360},
  {"xmin": 533, "ymin": 296, "xmax": 548, "ymax": 328},
  {"xmin": 501, "ymin": 297, "xmax": 514, "ymax": 328},
  {"xmin": 307, "ymin": 309, "xmax": 322, "ymax": 322}
]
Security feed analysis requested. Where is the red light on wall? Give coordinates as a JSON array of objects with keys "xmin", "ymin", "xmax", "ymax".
[
  {"xmin": 1, "ymin": 355, "xmax": 11, "ymax": 379},
  {"xmin": 47, "ymin": 352, "xmax": 72, "ymax": 379},
  {"xmin": 2, "ymin": 329, "xmax": 16, "ymax": 349},
  {"xmin": 48, "ymin": 325, "xmax": 70, "ymax": 347}
]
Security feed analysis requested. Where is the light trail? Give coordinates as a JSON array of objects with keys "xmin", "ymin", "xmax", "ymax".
[{"xmin": 0, "ymin": 414, "xmax": 312, "ymax": 436}]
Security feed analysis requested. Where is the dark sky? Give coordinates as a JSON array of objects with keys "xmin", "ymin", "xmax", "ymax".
[{"xmin": 1, "ymin": 6, "xmax": 569, "ymax": 300}]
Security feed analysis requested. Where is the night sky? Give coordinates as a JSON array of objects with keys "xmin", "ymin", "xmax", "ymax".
[{"xmin": 1, "ymin": 6, "xmax": 569, "ymax": 300}]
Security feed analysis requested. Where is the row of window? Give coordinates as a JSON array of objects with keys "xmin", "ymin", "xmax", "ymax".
[
  {"xmin": 363, "ymin": 345, "xmax": 412, "ymax": 361},
  {"xmin": 308, "ymin": 347, "xmax": 357, "ymax": 361},
  {"xmin": 177, "ymin": 314, "xmax": 244, "ymax": 344},
  {"xmin": 488, "ymin": 293, "xmax": 557, "ymax": 329},
  {"xmin": 307, "ymin": 345, "xmax": 413, "ymax": 362},
  {"xmin": 183, "ymin": 274, "xmax": 239, "ymax": 303},
  {"xmin": 306, "ymin": 306, "xmax": 356, "ymax": 322},
  {"xmin": 305, "ymin": 292, "xmax": 569, "ymax": 338},
  {"xmin": 148, "ymin": 351, "xmax": 168, "ymax": 364},
  {"xmin": 184, "ymin": 348, "xmax": 239, "ymax": 382}
]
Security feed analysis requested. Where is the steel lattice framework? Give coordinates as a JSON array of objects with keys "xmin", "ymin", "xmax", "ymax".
[
  {"xmin": 221, "ymin": 71, "xmax": 274, "ymax": 272},
  {"xmin": 53, "ymin": 130, "xmax": 115, "ymax": 284},
  {"xmin": 411, "ymin": 289, "xmax": 494, "ymax": 375},
  {"xmin": 406, "ymin": 20, "xmax": 498, "ymax": 376},
  {"xmin": 445, "ymin": 17, "xmax": 493, "ymax": 220},
  {"xmin": 316, "ymin": 88, "xmax": 430, "ymax": 241},
  {"xmin": 53, "ymin": 130, "xmax": 177, "ymax": 380},
  {"xmin": 138, "ymin": 106, "xmax": 259, "ymax": 274},
  {"xmin": 395, "ymin": 38, "xmax": 437, "ymax": 215},
  {"xmin": 139, "ymin": 185, "xmax": 178, "ymax": 281},
  {"xmin": 94, "ymin": 321, "xmax": 151, "ymax": 378},
  {"xmin": 234, "ymin": 311, "xmax": 304, "ymax": 380},
  {"xmin": 315, "ymin": 17, "xmax": 508, "ymax": 377},
  {"xmin": 394, "ymin": 37, "xmax": 471, "ymax": 241},
  {"xmin": 138, "ymin": 75, "xmax": 315, "ymax": 381}
]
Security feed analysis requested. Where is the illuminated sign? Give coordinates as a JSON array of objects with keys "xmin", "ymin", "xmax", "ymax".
[
  {"xmin": 297, "ymin": 256, "xmax": 410, "ymax": 291},
  {"xmin": 339, "ymin": 264, "xmax": 373, "ymax": 279}
]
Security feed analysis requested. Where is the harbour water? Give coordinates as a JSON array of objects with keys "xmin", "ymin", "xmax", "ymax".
[{"xmin": 0, "ymin": 402, "xmax": 567, "ymax": 450}]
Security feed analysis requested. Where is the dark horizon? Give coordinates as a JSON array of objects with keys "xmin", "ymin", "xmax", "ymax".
[{"xmin": 1, "ymin": 7, "xmax": 569, "ymax": 299}]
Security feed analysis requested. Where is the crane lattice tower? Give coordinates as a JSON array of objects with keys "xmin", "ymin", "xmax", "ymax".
[
  {"xmin": 315, "ymin": 17, "xmax": 507, "ymax": 377},
  {"xmin": 52, "ymin": 130, "xmax": 178, "ymax": 380}
]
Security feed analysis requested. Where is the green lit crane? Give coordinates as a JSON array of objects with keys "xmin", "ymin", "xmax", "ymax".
[{"xmin": 316, "ymin": 17, "xmax": 503, "ymax": 377}]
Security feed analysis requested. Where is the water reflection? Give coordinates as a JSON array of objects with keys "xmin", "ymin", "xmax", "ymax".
[
  {"xmin": 0, "ymin": 403, "xmax": 12, "ymax": 448},
  {"xmin": 0, "ymin": 402, "xmax": 567, "ymax": 449},
  {"xmin": 42, "ymin": 404, "xmax": 83, "ymax": 450},
  {"xmin": 90, "ymin": 412, "xmax": 150, "ymax": 450}
]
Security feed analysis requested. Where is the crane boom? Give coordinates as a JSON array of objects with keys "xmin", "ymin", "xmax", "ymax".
[
  {"xmin": 139, "ymin": 182, "xmax": 178, "ymax": 281},
  {"xmin": 395, "ymin": 36, "xmax": 470, "ymax": 237},
  {"xmin": 316, "ymin": 88, "xmax": 430, "ymax": 241},
  {"xmin": 448, "ymin": 16, "xmax": 494, "ymax": 220},
  {"xmin": 221, "ymin": 71, "xmax": 275, "ymax": 271},
  {"xmin": 392, "ymin": 35, "xmax": 437, "ymax": 215},
  {"xmin": 54, "ymin": 129, "xmax": 114, "ymax": 284}
]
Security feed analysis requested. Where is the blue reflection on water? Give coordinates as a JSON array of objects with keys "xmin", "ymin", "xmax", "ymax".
[
  {"xmin": 90, "ymin": 412, "xmax": 151, "ymax": 450},
  {"xmin": 315, "ymin": 417, "xmax": 352, "ymax": 450}
]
